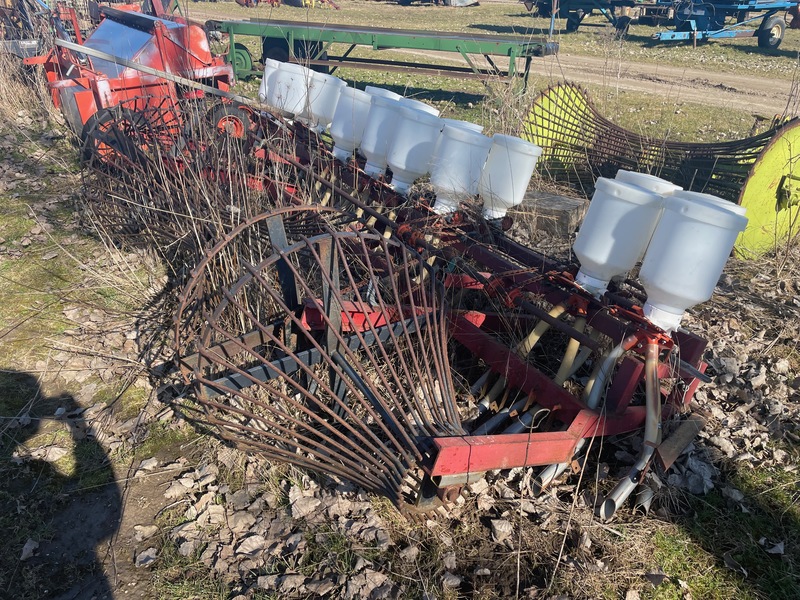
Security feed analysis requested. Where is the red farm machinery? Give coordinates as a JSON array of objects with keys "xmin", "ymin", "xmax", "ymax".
[
  {"xmin": 25, "ymin": 1, "xmax": 235, "ymax": 146},
  {"xmin": 73, "ymin": 94, "xmax": 714, "ymax": 520},
  {"xmin": 23, "ymin": 4, "xmax": 725, "ymax": 520}
]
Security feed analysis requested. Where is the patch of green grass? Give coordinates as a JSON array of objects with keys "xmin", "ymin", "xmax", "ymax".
[
  {"xmin": 190, "ymin": 0, "xmax": 800, "ymax": 81},
  {"xmin": 676, "ymin": 462, "xmax": 800, "ymax": 600},
  {"xmin": 647, "ymin": 529, "xmax": 750, "ymax": 600},
  {"xmin": 135, "ymin": 421, "xmax": 196, "ymax": 462},
  {"xmin": 0, "ymin": 368, "xmax": 40, "ymax": 421},
  {"xmin": 152, "ymin": 548, "xmax": 228, "ymax": 600},
  {"xmin": 300, "ymin": 522, "xmax": 385, "ymax": 577}
]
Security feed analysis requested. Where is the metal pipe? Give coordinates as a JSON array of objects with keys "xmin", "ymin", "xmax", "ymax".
[
  {"xmin": 532, "ymin": 459, "xmax": 572, "ymax": 495},
  {"xmin": 633, "ymin": 484, "xmax": 655, "ymax": 515},
  {"xmin": 584, "ymin": 333, "xmax": 640, "ymax": 410},
  {"xmin": 534, "ymin": 333, "xmax": 640, "ymax": 495},
  {"xmin": 472, "ymin": 397, "xmax": 528, "ymax": 436},
  {"xmin": 565, "ymin": 328, "xmax": 603, "ymax": 380},
  {"xmin": 469, "ymin": 369, "xmax": 492, "ymax": 397},
  {"xmin": 518, "ymin": 303, "xmax": 567, "ymax": 356},
  {"xmin": 502, "ymin": 404, "xmax": 547, "ymax": 434},
  {"xmin": 476, "ymin": 303, "xmax": 567, "ymax": 407},
  {"xmin": 598, "ymin": 341, "xmax": 661, "ymax": 521},
  {"xmin": 554, "ymin": 316, "xmax": 586, "ymax": 385}
]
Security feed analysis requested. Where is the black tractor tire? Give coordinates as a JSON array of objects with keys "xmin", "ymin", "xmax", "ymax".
[
  {"xmin": 614, "ymin": 15, "xmax": 632, "ymax": 37},
  {"xmin": 261, "ymin": 37, "xmax": 329, "ymax": 73},
  {"xmin": 262, "ymin": 37, "xmax": 290, "ymax": 63},
  {"xmin": 758, "ymin": 14, "xmax": 785, "ymax": 49}
]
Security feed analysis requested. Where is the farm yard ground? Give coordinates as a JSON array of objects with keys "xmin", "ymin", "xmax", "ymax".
[{"xmin": 0, "ymin": 1, "xmax": 799, "ymax": 599}]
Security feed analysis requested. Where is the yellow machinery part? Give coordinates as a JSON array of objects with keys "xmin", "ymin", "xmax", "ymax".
[
  {"xmin": 524, "ymin": 84, "xmax": 597, "ymax": 178},
  {"xmin": 736, "ymin": 120, "xmax": 800, "ymax": 257}
]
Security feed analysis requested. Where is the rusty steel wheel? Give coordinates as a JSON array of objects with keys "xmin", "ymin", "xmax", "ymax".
[
  {"xmin": 174, "ymin": 206, "xmax": 464, "ymax": 512},
  {"xmin": 80, "ymin": 107, "xmax": 151, "ymax": 168},
  {"xmin": 208, "ymin": 103, "xmax": 251, "ymax": 139}
]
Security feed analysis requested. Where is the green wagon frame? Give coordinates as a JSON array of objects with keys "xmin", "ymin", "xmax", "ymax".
[{"xmin": 205, "ymin": 18, "xmax": 558, "ymax": 84}]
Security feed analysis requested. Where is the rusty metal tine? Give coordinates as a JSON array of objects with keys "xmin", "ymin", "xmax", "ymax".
[
  {"xmin": 328, "ymin": 234, "xmax": 438, "ymax": 433},
  {"xmin": 201, "ymin": 293, "xmax": 414, "ymax": 492},
  {"xmin": 338, "ymin": 233, "xmax": 451, "ymax": 435},
  {"xmin": 198, "ymin": 301, "xmax": 419, "ymax": 479},
  {"xmin": 199, "ymin": 407, "xmax": 388, "ymax": 491},
  {"xmin": 393, "ymin": 239, "xmax": 454, "ymax": 429},
  {"xmin": 196, "ymin": 372, "xmax": 395, "ymax": 488},
  {"xmin": 236, "ymin": 251, "xmax": 422, "ymax": 470},
  {"xmin": 284, "ymin": 235, "xmax": 428, "ymax": 456}
]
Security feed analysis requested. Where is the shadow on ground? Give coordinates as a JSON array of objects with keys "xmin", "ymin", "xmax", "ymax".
[{"xmin": 0, "ymin": 369, "xmax": 121, "ymax": 600}]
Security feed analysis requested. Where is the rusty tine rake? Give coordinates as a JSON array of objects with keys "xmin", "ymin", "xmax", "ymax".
[
  {"xmin": 525, "ymin": 82, "xmax": 785, "ymax": 200},
  {"xmin": 175, "ymin": 206, "xmax": 464, "ymax": 508}
]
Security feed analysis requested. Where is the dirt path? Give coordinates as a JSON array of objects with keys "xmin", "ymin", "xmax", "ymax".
[
  {"xmin": 537, "ymin": 52, "xmax": 796, "ymax": 115},
  {"xmin": 190, "ymin": 0, "xmax": 795, "ymax": 116}
]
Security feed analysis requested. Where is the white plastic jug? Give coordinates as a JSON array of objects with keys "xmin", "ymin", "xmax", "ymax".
[
  {"xmin": 614, "ymin": 170, "xmax": 683, "ymax": 263},
  {"xmin": 267, "ymin": 61, "xmax": 311, "ymax": 117},
  {"xmin": 301, "ymin": 71, "xmax": 346, "ymax": 131},
  {"xmin": 360, "ymin": 94, "xmax": 403, "ymax": 178},
  {"xmin": 258, "ymin": 58, "xmax": 283, "ymax": 104},
  {"xmin": 386, "ymin": 105, "xmax": 442, "ymax": 194},
  {"xmin": 572, "ymin": 178, "xmax": 663, "ymax": 296},
  {"xmin": 330, "ymin": 87, "xmax": 373, "ymax": 163},
  {"xmin": 432, "ymin": 119, "xmax": 483, "ymax": 163},
  {"xmin": 639, "ymin": 194, "xmax": 747, "ymax": 332},
  {"xmin": 478, "ymin": 134, "xmax": 542, "ymax": 219},
  {"xmin": 440, "ymin": 118, "xmax": 483, "ymax": 134},
  {"xmin": 399, "ymin": 96, "xmax": 440, "ymax": 117},
  {"xmin": 430, "ymin": 124, "xmax": 493, "ymax": 214}
]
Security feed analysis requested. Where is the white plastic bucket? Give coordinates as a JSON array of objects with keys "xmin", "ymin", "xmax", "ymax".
[
  {"xmin": 432, "ymin": 119, "xmax": 484, "ymax": 163},
  {"xmin": 365, "ymin": 85, "xmax": 402, "ymax": 101},
  {"xmin": 360, "ymin": 94, "xmax": 403, "ymax": 178},
  {"xmin": 669, "ymin": 189, "xmax": 747, "ymax": 216},
  {"xmin": 430, "ymin": 124, "xmax": 493, "ymax": 213},
  {"xmin": 615, "ymin": 170, "xmax": 683, "ymax": 196},
  {"xmin": 399, "ymin": 96, "xmax": 440, "ymax": 117},
  {"xmin": 478, "ymin": 134, "xmax": 542, "ymax": 219},
  {"xmin": 301, "ymin": 71, "xmax": 346, "ymax": 131},
  {"xmin": 386, "ymin": 105, "xmax": 442, "ymax": 194},
  {"xmin": 572, "ymin": 177, "xmax": 663, "ymax": 296},
  {"xmin": 440, "ymin": 118, "xmax": 483, "ymax": 134},
  {"xmin": 266, "ymin": 61, "xmax": 311, "ymax": 117},
  {"xmin": 614, "ymin": 170, "xmax": 683, "ymax": 263},
  {"xmin": 258, "ymin": 58, "xmax": 283, "ymax": 103},
  {"xmin": 639, "ymin": 194, "xmax": 747, "ymax": 331},
  {"xmin": 330, "ymin": 87, "xmax": 373, "ymax": 163}
]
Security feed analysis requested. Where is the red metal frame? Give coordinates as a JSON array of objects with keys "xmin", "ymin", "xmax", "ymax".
[{"xmin": 25, "ymin": 4, "xmax": 233, "ymax": 136}]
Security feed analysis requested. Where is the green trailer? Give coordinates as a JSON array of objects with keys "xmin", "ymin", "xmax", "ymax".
[{"xmin": 204, "ymin": 18, "xmax": 557, "ymax": 83}]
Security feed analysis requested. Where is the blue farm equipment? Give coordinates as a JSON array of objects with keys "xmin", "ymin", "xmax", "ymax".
[{"xmin": 653, "ymin": 0, "xmax": 799, "ymax": 48}]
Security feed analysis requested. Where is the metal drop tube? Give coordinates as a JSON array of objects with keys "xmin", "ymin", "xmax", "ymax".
[
  {"xmin": 598, "ymin": 341, "xmax": 661, "ymax": 521},
  {"xmin": 554, "ymin": 316, "xmax": 586, "ymax": 385},
  {"xmin": 534, "ymin": 334, "xmax": 641, "ymax": 495},
  {"xmin": 475, "ymin": 303, "xmax": 567, "ymax": 407}
]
